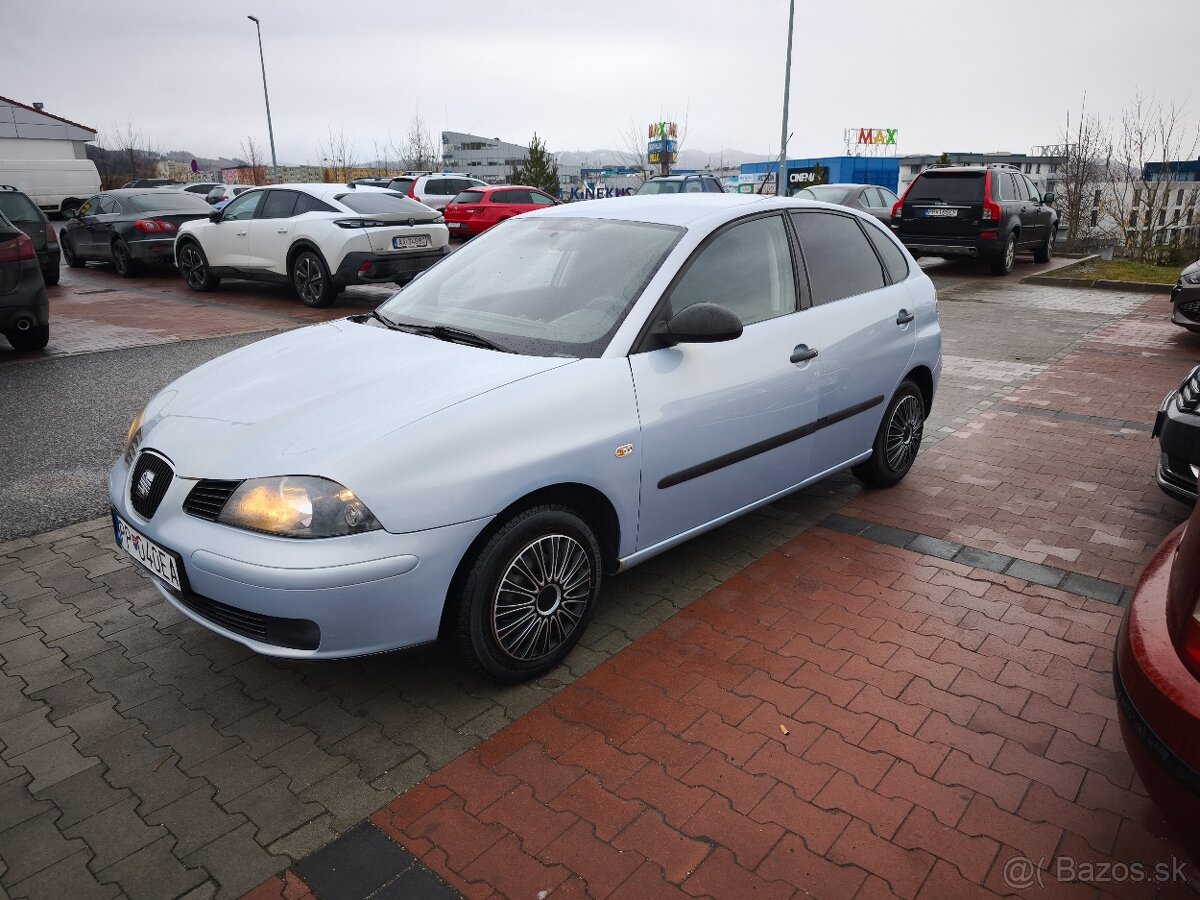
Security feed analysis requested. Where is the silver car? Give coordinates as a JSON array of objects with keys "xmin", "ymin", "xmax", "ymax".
[{"xmin": 108, "ymin": 194, "xmax": 942, "ymax": 682}]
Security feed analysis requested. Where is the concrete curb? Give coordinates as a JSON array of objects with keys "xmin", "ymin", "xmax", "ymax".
[{"xmin": 1022, "ymin": 254, "xmax": 1174, "ymax": 293}]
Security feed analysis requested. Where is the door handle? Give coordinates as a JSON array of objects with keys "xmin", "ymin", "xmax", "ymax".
[
  {"xmin": 790, "ymin": 344, "xmax": 818, "ymax": 363},
  {"xmin": 236, "ymin": 231, "xmax": 247, "ymax": 236},
  {"xmin": 896, "ymin": 310, "xmax": 915, "ymax": 325},
  {"xmin": 276, "ymin": 228, "xmax": 288, "ymax": 234}
]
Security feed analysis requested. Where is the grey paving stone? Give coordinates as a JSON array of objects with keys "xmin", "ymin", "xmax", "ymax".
[
  {"xmin": 244, "ymin": 675, "xmax": 326, "ymax": 720},
  {"xmin": 8, "ymin": 848, "xmax": 120, "ymax": 900},
  {"xmin": 77, "ymin": 607, "xmax": 141, "ymax": 641},
  {"xmin": 259, "ymin": 734, "xmax": 348, "ymax": 793},
  {"xmin": 1060, "ymin": 573, "xmax": 1126, "ymax": 606},
  {"xmin": 820, "ymin": 513, "xmax": 871, "ymax": 536},
  {"xmin": 299, "ymin": 764, "xmax": 392, "ymax": 831},
  {"xmin": 125, "ymin": 692, "xmax": 202, "ymax": 741},
  {"xmin": 189, "ymin": 745, "xmax": 280, "ymax": 805},
  {"xmin": 63, "ymin": 795, "xmax": 166, "ymax": 869},
  {"xmin": 130, "ymin": 599, "xmax": 188, "ymax": 631},
  {"xmin": 222, "ymin": 707, "xmax": 305, "ymax": 761},
  {"xmin": 96, "ymin": 834, "xmax": 208, "ymax": 900},
  {"xmin": 5, "ymin": 651, "xmax": 77, "ymax": 695},
  {"xmin": 861, "ymin": 523, "xmax": 919, "ymax": 549},
  {"xmin": 29, "ymin": 609, "xmax": 89, "ymax": 644},
  {"xmin": 7, "ymin": 734, "xmax": 100, "ymax": 793},
  {"xmin": 906, "ymin": 535, "xmax": 964, "ymax": 561},
  {"xmin": 952, "ymin": 545, "xmax": 1013, "ymax": 574},
  {"xmin": 58, "ymin": 699, "xmax": 139, "ymax": 750},
  {"xmin": 369, "ymin": 751, "xmax": 433, "ymax": 796},
  {"xmin": 222, "ymin": 773, "xmax": 326, "ymax": 846},
  {"xmin": 143, "ymin": 787, "xmax": 245, "ymax": 858},
  {"xmin": 31, "ymin": 673, "xmax": 109, "ymax": 720},
  {"xmin": 86, "ymin": 728, "xmax": 201, "ymax": 815},
  {"xmin": 0, "ymin": 634, "xmax": 58, "ymax": 669},
  {"xmin": 1005, "ymin": 559, "xmax": 1066, "ymax": 589},
  {"xmin": 0, "ymin": 707, "xmax": 68, "ymax": 759},
  {"xmin": 0, "ymin": 616, "xmax": 36, "ymax": 646},
  {"xmin": 289, "ymin": 699, "xmax": 367, "ymax": 749},
  {"xmin": 182, "ymin": 822, "xmax": 286, "ymax": 900},
  {"xmin": 106, "ymin": 669, "xmax": 175, "ymax": 714},
  {"xmin": 293, "ymin": 821, "xmax": 418, "ymax": 900},
  {"xmin": 153, "ymin": 719, "xmax": 240, "ymax": 772},
  {"xmin": 0, "ymin": 678, "xmax": 37, "ymax": 726},
  {"xmin": 267, "ymin": 813, "xmax": 339, "ymax": 862},
  {"xmin": 0, "ymin": 808, "xmax": 88, "ymax": 884},
  {"xmin": 187, "ymin": 683, "xmax": 267, "ymax": 730},
  {"xmin": 33, "ymin": 765, "xmax": 131, "ymax": 830},
  {"xmin": 68, "ymin": 588, "xmax": 125, "ymax": 618},
  {"xmin": 45, "ymin": 627, "xmax": 113, "ymax": 666},
  {"xmin": 0, "ymin": 775, "xmax": 54, "ymax": 833},
  {"xmin": 106, "ymin": 623, "xmax": 176, "ymax": 661}
]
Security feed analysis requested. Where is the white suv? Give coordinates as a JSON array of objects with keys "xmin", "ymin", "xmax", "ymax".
[
  {"xmin": 174, "ymin": 184, "xmax": 449, "ymax": 307},
  {"xmin": 385, "ymin": 173, "xmax": 487, "ymax": 210}
]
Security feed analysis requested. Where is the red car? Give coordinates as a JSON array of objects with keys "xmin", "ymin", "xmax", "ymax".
[
  {"xmin": 1117, "ymin": 368, "xmax": 1200, "ymax": 863},
  {"xmin": 443, "ymin": 185, "xmax": 559, "ymax": 237}
]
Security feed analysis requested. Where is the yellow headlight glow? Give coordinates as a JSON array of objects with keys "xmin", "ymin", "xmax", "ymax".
[
  {"xmin": 124, "ymin": 408, "xmax": 145, "ymax": 463},
  {"xmin": 217, "ymin": 476, "xmax": 380, "ymax": 538},
  {"xmin": 230, "ymin": 481, "xmax": 314, "ymax": 534}
]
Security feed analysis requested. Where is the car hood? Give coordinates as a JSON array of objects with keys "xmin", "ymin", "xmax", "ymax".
[{"xmin": 140, "ymin": 319, "xmax": 575, "ymax": 478}]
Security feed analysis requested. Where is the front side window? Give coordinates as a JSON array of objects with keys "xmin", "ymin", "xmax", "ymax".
[
  {"xmin": 668, "ymin": 215, "xmax": 796, "ymax": 326},
  {"xmin": 377, "ymin": 217, "xmax": 683, "ymax": 358},
  {"xmin": 791, "ymin": 211, "xmax": 886, "ymax": 305},
  {"xmin": 221, "ymin": 191, "xmax": 263, "ymax": 221},
  {"xmin": 77, "ymin": 196, "xmax": 99, "ymax": 217}
]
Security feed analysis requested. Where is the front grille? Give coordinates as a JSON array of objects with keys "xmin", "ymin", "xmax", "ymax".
[
  {"xmin": 129, "ymin": 452, "xmax": 174, "ymax": 520},
  {"xmin": 1160, "ymin": 453, "xmax": 1197, "ymax": 496},
  {"xmin": 1178, "ymin": 298, "xmax": 1200, "ymax": 318},
  {"xmin": 183, "ymin": 479, "xmax": 242, "ymax": 521},
  {"xmin": 167, "ymin": 586, "xmax": 321, "ymax": 651}
]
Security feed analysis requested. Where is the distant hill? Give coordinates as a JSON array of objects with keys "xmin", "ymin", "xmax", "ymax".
[{"xmin": 555, "ymin": 148, "xmax": 771, "ymax": 170}]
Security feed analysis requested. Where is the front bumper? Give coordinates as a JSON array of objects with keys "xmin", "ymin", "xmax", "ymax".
[
  {"xmin": 1153, "ymin": 376, "xmax": 1200, "ymax": 505},
  {"xmin": 1170, "ymin": 280, "xmax": 1200, "ymax": 332},
  {"xmin": 334, "ymin": 247, "xmax": 448, "ymax": 287},
  {"xmin": 108, "ymin": 451, "xmax": 492, "ymax": 659}
]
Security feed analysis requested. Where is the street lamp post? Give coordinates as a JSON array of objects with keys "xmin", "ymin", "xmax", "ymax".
[
  {"xmin": 247, "ymin": 15, "xmax": 279, "ymax": 184},
  {"xmin": 777, "ymin": 0, "xmax": 795, "ymax": 197}
]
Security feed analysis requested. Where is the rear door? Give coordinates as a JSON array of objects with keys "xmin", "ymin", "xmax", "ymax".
[
  {"xmin": 1018, "ymin": 175, "xmax": 1049, "ymax": 246},
  {"xmin": 790, "ymin": 210, "xmax": 917, "ymax": 475},
  {"xmin": 897, "ymin": 171, "xmax": 985, "ymax": 242}
]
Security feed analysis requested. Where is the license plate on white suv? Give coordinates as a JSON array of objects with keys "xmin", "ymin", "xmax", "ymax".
[
  {"xmin": 393, "ymin": 235, "xmax": 431, "ymax": 249},
  {"xmin": 924, "ymin": 208, "xmax": 958, "ymax": 218},
  {"xmin": 112, "ymin": 512, "xmax": 183, "ymax": 591}
]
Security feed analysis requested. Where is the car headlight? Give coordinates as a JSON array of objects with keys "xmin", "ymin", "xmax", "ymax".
[
  {"xmin": 124, "ymin": 407, "xmax": 145, "ymax": 464},
  {"xmin": 1183, "ymin": 271, "xmax": 1200, "ymax": 285},
  {"xmin": 217, "ymin": 476, "xmax": 381, "ymax": 538}
]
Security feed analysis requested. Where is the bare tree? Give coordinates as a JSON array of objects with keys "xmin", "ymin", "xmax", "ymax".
[
  {"xmin": 318, "ymin": 127, "xmax": 358, "ymax": 183},
  {"xmin": 399, "ymin": 113, "xmax": 437, "ymax": 172},
  {"xmin": 1056, "ymin": 99, "xmax": 1109, "ymax": 253},
  {"xmin": 239, "ymin": 137, "xmax": 267, "ymax": 185},
  {"xmin": 614, "ymin": 121, "xmax": 652, "ymax": 185},
  {"xmin": 91, "ymin": 123, "xmax": 159, "ymax": 187},
  {"xmin": 1100, "ymin": 94, "xmax": 1200, "ymax": 261}
]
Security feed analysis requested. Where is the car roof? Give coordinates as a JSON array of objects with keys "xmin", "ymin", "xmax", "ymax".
[
  {"xmin": 523, "ymin": 193, "xmax": 852, "ymax": 229},
  {"xmin": 237, "ymin": 183, "xmax": 399, "ymax": 199}
]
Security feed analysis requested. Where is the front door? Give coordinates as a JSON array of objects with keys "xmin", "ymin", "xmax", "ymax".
[
  {"xmin": 790, "ymin": 211, "xmax": 917, "ymax": 475},
  {"xmin": 205, "ymin": 190, "xmax": 262, "ymax": 269},
  {"xmin": 630, "ymin": 213, "xmax": 821, "ymax": 551},
  {"xmin": 246, "ymin": 189, "xmax": 298, "ymax": 272},
  {"xmin": 89, "ymin": 195, "xmax": 124, "ymax": 259},
  {"xmin": 70, "ymin": 195, "xmax": 101, "ymax": 255}
]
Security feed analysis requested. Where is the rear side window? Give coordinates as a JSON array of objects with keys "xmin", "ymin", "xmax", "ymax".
[
  {"xmin": 259, "ymin": 190, "xmax": 298, "ymax": 219},
  {"xmin": 862, "ymin": 223, "xmax": 910, "ymax": 282},
  {"xmin": 295, "ymin": 193, "xmax": 335, "ymax": 214},
  {"xmin": 335, "ymin": 191, "xmax": 434, "ymax": 215},
  {"xmin": 0, "ymin": 192, "xmax": 42, "ymax": 223},
  {"xmin": 454, "ymin": 190, "xmax": 485, "ymax": 204},
  {"xmin": 530, "ymin": 191, "xmax": 557, "ymax": 206},
  {"xmin": 791, "ymin": 211, "xmax": 886, "ymax": 305},
  {"xmin": 997, "ymin": 174, "xmax": 1019, "ymax": 201},
  {"xmin": 683, "ymin": 180, "xmax": 703, "ymax": 193},
  {"xmin": 424, "ymin": 179, "xmax": 456, "ymax": 196},
  {"xmin": 906, "ymin": 172, "xmax": 984, "ymax": 204}
]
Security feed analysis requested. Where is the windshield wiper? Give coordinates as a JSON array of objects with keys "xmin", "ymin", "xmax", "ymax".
[
  {"xmin": 369, "ymin": 309, "xmax": 402, "ymax": 330},
  {"xmin": 397, "ymin": 322, "xmax": 510, "ymax": 352}
]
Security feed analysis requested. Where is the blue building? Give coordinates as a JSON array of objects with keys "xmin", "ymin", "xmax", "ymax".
[
  {"xmin": 1143, "ymin": 159, "xmax": 1200, "ymax": 182},
  {"xmin": 739, "ymin": 156, "xmax": 901, "ymax": 195}
]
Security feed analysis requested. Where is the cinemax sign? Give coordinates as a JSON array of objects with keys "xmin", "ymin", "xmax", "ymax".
[{"xmin": 852, "ymin": 128, "xmax": 898, "ymax": 146}]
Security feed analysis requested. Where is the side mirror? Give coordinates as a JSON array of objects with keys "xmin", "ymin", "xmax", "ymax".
[
  {"xmin": 655, "ymin": 302, "xmax": 743, "ymax": 346},
  {"xmin": 1042, "ymin": 191, "xmax": 1055, "ymax": 205},
  {"xmin": 208, "ymin": 210, "xmax": 222, "ymax": 222}
]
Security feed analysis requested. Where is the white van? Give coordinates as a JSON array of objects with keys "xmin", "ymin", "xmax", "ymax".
[{"xmin": 0, "ymin": 159, "xmax": 101, "ymax": 217}]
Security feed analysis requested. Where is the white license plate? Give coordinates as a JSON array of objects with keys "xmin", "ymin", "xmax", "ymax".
[
  {"xmin": 393, "ymin": 235, "xmax": 431, "ymax": 249},
  {"xmin": 446, "ymin": 222, "xmax": 462, "ymax": 229},
  {"xmin": 924, "ymin": 208, "xmax": 958, "ymax": 218},
  {"xmin": 113, "ymin": 513, "xmax": 183, "ymax": 591}
]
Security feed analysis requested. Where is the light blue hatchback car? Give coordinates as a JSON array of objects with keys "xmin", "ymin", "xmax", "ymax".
[{"xmin": 109, "ymin": 194, "xmax": 942, "ymax": 681}]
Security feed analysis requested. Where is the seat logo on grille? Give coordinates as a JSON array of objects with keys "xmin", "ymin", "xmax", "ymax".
[{"xmin": 135, "ymin": 469, "xmax": 156, "ymax": 499}]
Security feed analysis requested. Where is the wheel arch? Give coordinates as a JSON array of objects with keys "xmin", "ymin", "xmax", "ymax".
[
  {"xmin": 903, "ymin": 365, "xmax": 934, "ymax": 418},
  {"xmin": 438, "ymin": 481, "xmax": 622, "ymax": 637},
  {"xmin": 285, "ymin": 239, "xmax": 328, "ymax": 275}
]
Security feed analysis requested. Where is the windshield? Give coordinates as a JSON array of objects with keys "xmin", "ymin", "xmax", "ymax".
[
  {"xmin": 636, "ymin": 181, "xmax": 684, "ymax": 195},
  {"xmin": 335, "ymin": 191, "xmax": 434, "ymax": 215},
  {"xmin": 126, "ymin": 192, "xmax": 212, "ymax": 213},
  {"xmin": 378, "ymin": 216, "xmax": 684, "ymax": 358},
  {"xmin": 798, "ymin": 186, "xmax": 850, "ymax": 204},
  {"xmin": 0, "ymin": 192, "xmax": 42, "ymax": 223}
]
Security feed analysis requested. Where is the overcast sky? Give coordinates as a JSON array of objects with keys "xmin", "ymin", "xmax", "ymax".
[{"xmin": 3, "ymin": 0, "xmax": 1196, "ymax": 165}]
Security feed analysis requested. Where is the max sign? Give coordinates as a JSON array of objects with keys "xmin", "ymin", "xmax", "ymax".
[{"xmin": 856, "ymin": 128, "xmax": 898, "ymax": 146}]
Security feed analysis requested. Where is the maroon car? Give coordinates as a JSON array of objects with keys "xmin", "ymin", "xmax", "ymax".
[{"xmin": 1117, "ymin": 367, "xmax": 1200, "ymax": 862}]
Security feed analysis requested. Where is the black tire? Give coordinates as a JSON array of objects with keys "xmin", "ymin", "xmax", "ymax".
[
  {"xmin": 111, "ymin": 239, "xmax": 137, "ymax": 278},
  {"xmin": 42, "ymin": 266, "xmax": 60, "ymax": 287},
  {"xmin": 454, "ymin": 505, "xmax": 602, "ymax": 683},
  {"xmin": 1033, "ymin": 224, "xmax": 1054, "ymax": 263},
  {"xmin": 989, "ymin": 233, "xmax": 1016, "ymax": 276},
  {"xmin": 178, "ymin": 241, "xmax": 220, "ymax": 292},
  {"xmin": 6, "ymin": 324, "xmax": 49, "ymax": 352},
  {"xmin": 852, "ymin": 380, "xmax": 926, "ymax": 489},
  {"xmin": 290, "ymin": 249, "xmax": 336, "ymax": 307},
  {"xmin": 60, "ymin": 232, "xmax": 84, "ymax": 268}
]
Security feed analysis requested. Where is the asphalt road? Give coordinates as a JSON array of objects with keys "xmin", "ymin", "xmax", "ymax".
[{"xmin": 0, "ymin": 332, "xmax": 283, "ymax": 540}]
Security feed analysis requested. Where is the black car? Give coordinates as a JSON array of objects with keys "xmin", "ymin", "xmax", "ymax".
[
  {"xmin": 1169, "ymin": 259, "xmax": 1200, "ymax": 333},
  {"xmin": 891, "ymin": 164, "xmax": 1057, "ymax": 275},
  {"xmin": 0, "ymin": 184, "xmax": 61, "ymax": 285},
  {"xmin": 796, "ymin": 183, "xmax": 901, "ymax": 224},
  {"xmin": 0, "ymin": 210, "xmax": 49, "ymax": 352},
  {"xmin": 1154, "ymin": 365, "xmax": 1200, "ymax": 505},
  {"xmin": 60, "ymin": 189, "xmax": 212, "ymax": 277},
  {"xmin": 636, "ymin": 174, "xmax": 726, "ymax": 194}
]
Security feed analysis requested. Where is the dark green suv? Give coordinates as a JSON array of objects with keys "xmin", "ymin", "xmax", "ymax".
[
  {"xmin": 891, "ymin": 165, "xmax": 1056, "ymax": 276},
  {"xmin": 0, "ymin": 185, "xmax": 60, "ymax": 286}
]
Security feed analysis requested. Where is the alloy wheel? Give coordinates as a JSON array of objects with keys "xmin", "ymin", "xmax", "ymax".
[
  {"xmin": 179, "ymin": 246, "xmax": 205, "ymax": 289},
  {"xmin": 491, "ymin": 534, "xmax": 593, "ymax": 662},
  {"xmin": 1005, "ymin": 237, "xmax": 1016, "ymax": 271},
  {"xmin": 885, "ymin": 395, "xmax": 924, "ymax": 473},
  {"xmin": 295, "ymin": 256, "xmax": 323, "ymax": 304},
  {"xmin": 113, "ymin": 242, "xmax": 129, "ymax": 275}
]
